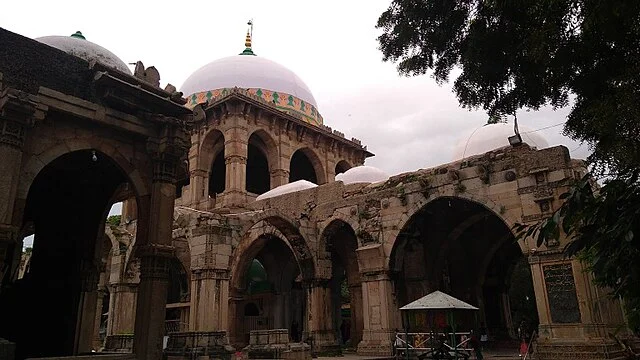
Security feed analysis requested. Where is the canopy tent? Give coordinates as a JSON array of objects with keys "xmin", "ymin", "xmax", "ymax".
[
  {"xmin": 397, "ymin": 291, "xmax": 479, "ymax": 360},
  {"xmin": 400, "ymin": 291, "xmax": 479, "ymax": 312}
]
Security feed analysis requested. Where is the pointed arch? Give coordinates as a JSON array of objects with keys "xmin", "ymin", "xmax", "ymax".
[{"xmin": 289, "ymin": 147, "xmax": 326, "ymax": 185}]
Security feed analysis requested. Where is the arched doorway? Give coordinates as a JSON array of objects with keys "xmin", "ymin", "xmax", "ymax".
[
  {"xmin": 230, "ymin": 234, "xmax": 306, "ymax": 347},
  {"xmin": 246, "ymin": 132, "xmax": 272, "ymax": 195},
  {"xmin": 390, "ymin": 197, "xmax": 538, "ymax": 343},
  {"xmin": 289, "ymin": 148, "xmax": 324, "ymax": 184},
  {"xmin": 0, "ymin": 149, "xmax": 139, "ymax": 359},
  {"xmin": 203, "ymin": 130, "xmax": 225, "ymax": 197},
  {"xmin": 324, "ymin": 220, "xmax": 363, "ymax": 349}
]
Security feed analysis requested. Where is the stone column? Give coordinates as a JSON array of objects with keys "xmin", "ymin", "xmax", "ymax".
[
  {"xmin": 133, "ymin": 129, "xmax": 187, "ymax": 360},
  {"xmin": 355, "ymin": 243, "xmax": 396, "ymax": 356},
  {"xmin": 189, "ymin": 168, "xmax": 207, "ymax": 205},
  {"xmin": 0, "ymin": 87, "xmax": 43, "ymax": 286},
  {"xmin": 306, "ymin": 279, "xmax": 340, "ymax": 355},
  {"xmin": 93, "ymin": 288, "xmax": 107, "ymax": 350},
  {"xmin": 108, "ymin": 283, "xmax": 139, "ymax": 336},
  {"xmin": 189, "ymin": 269, "xmax": 230, "ymax": 331},
  {"xmin": 223, "ymin": 122, "xmax": 248, "ymax": 207},
  {"xmin": 270, "ymin": 169, "xmax": 290, "ymax": 188},
  {"xmin": 133, "ymin": 243, "xmax": 173, "ymax": 360},
  {"xmin": 357, "ymin": 272, "xmax": 396, "ymax": 356},
  {"xmin": 75, "ymin": 260, "xmax": 100, "ymax": 353}
]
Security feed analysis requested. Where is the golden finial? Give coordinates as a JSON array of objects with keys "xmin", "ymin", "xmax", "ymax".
[
  {"xmin": 240, "ymin": 19, "xmax": 256, "ymax": 56},
  {"xmin": 245, "ymin": 30, "xmax": 252, "ymax": 49}
]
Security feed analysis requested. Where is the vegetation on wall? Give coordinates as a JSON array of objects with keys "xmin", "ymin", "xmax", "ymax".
[{"xmin": 377, "ymin": 0, "xmax": 640, "ymax": 332}]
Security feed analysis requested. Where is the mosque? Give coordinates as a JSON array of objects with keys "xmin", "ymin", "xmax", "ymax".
[{"xmin": 0, "ymin": 26, "xmax": 635, "ymax": 360}]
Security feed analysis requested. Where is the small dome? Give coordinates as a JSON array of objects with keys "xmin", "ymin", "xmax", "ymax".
[
  {"xmin": 452, "ymin": 123, "xmax": 549, "ymax": 161},
  {"xmin": 36, "ymin": 32, "xmax": 131, "ymax": 74},
  {"xmin": 181, "ymin": 55, "xmax": 317, "ymax": 106},
  {"xmin": 256, "ymin": 180, "xmax": 317, "ymax": 201},
  {"xmin": 336, "ymin": 166, "xmax": 390, "ymax": 184}
]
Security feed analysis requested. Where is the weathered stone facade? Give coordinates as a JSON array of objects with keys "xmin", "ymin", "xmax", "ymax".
[
  {"xmin": 0, "ymin": 28, "xmax": 190, "ymax": 360},
  {"xmin": 104, "ymin": 94, "xmax": 633, "ymax": 360},
  {"xmin": 0, "ymin": 26, "xmax": 636, "ymax": 360}
]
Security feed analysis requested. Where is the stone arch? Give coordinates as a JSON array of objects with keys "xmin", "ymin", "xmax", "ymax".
[
  {"xmin": 247, "ymin": 130, "xmax": 278, "ymax": 194},
  {"xmin": 18, "ymin": 139, "xmax": 149, "ymax": 203},
  {"xmin": 335, "ymin": 160, "xmax": 352, "ymax": 175},
  {"xmin": 200, "ymin": 129, "xmax": 226, "ymax": 196},
  {"xmin": 248, "ymin": 129, "xmax": 279, "ymax": 173},
  {"xmin": 387, "ymin": 194, "xmax": 534, "ymax": 338},
  {"xmin": 199, "ymin": 128, "xmax": 226, "ymax": 170},
  {"xmin": 289, "ymin": 146, "xmax": 327, "ymax": 185},
  {"xmin": 234, "ymin": 210, "xmax": 315, "ymax": 285},
  {"xmin": 12, "ymin": 147, "xmax": 146, "ymax": 358},
  {"xmin": 319, "ymin": 219, "xmax": 364, "ymax": 347},
  {"xmin": 387, "ymin": 191, "xmax": 525, "ymax": 262},
  {"xmin": 318, "ymin": 211, "xmax": 361, "ymax": 258},
  {"xmin": 389, "ymin": 194, "xmax": 520, "ymax": 272}
]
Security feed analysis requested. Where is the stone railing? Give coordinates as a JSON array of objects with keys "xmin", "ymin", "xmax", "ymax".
[
  {"xmin": 244, "ymin": 329, "xmax": 310, "ymax": 360},
  {"xmin": 164, "ymin": 331, "xmax": 234, "ymax": 360},
  {"xmin": 103, "ymin": 335, "xmax": 134, "ymax": 353}
]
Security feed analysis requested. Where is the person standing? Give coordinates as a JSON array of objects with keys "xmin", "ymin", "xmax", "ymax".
[{"xmin": 469, "ymin": 330, "xmax": 483, "ymax": 360}]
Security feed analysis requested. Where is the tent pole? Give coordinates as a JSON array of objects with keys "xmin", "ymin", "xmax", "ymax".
[{"xmin": 404, "ymin": 311, "xmax": 409, "ymax": 360}]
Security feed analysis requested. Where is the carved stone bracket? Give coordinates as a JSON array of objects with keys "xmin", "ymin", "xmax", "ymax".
[
  {"xmin": 0, "ymin": 88, "xmax": 46, "ymax": 149},
  {"xmin": 146, "ymin": 121, "xmax": 190, "ymax": 184}
]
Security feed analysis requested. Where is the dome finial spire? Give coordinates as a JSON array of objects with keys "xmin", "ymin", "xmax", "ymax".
[{"xmin": 240, "ymin": 19, "xmax": 256, "ymax": 56}]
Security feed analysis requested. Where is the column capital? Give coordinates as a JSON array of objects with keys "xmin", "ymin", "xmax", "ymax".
[
  {"xmin": 270, "ymin": 169, "xmax": 289, "ymax": 176},
  {"xmin": 135, "ymin": 243, "xmax": 175, "ymax": 280},
  {"xmin": 192, "ymin": 268, "xmax": 230, "ymax": 280},
  {"xmin": 225, "ymin": 154, "xmax": 247, "ymax": 165}
]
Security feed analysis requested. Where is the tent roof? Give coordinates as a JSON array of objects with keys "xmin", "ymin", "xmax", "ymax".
[{"xmin": 400, "ymin": 291, "xmax": 479, "ymax": 311}]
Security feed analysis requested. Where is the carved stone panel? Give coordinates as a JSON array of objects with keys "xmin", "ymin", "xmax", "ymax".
[{"xmin": 543, "ymin": 263, "xmax": 581, "ymax": 323}]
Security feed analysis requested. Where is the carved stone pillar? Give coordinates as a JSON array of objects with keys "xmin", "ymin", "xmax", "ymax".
[
  {"xmin": 107, "ymin": 283, "xmax": 139, "ymax": 336},
  {"xmin": 356, "ymin": 243, "xmax": 396, "ymax": 356},
  {"xmin": 75, "ymin": 259, "xmax": 100, "ymax": 354},
  {"xmin": 223, "ymin": 124, "xmax": 248, "ymax": 207},
  {"xmin": 357, "ymin": 271, "xmax": 396, "ymax": 356},
  {"xmin": 0, "ymin": 88, "xmax": 44, "ymax": 286},
  {"xmin": 133, "ymin": 128, "xmax": 187, "ymax": 360},
  {"xmin": 133, "ymin": 244, "xmax": 173, "ymax": 360},
  {"xmin": 189, "ymin": 168, "xmax": 207, "ymax": 205},
  {"xmin": 307, "ymin": 279, "xmax": 340, "ymax": 356},
  {"xmin": 189, "ymin": 269, "xmax": 230, "ymax": 331}
]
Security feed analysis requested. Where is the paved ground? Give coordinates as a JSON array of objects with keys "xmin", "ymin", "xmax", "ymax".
[{"xmin": 317, "ymin": 349, "xmax": 530, "ymax": 360}]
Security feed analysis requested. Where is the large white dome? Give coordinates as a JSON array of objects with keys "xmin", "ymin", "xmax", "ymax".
[
  {"xmin": 180, "ymin": 55, "xmax": 317, "ymax": 107},
  {"xmin": 36, "ymin": 32, "xmax": 131, "ymax": 74},
  {"xmin": 452, "ymin": 123, "xmax": 549, "ymax": 161}
]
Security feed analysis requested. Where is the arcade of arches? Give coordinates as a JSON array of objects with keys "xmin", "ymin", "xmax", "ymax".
[{"xmin": 1, "ymin": 28, "xmax": 635, "ymax": 360}]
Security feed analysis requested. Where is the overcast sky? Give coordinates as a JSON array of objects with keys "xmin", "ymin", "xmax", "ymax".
[{"xmin": 3, "ymin": 0, "xmax": 588, "ymax": 247}]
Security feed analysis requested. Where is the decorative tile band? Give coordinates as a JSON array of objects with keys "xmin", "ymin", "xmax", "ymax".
[{"xmin": 184, "ymin": 88, "xmax": 324, "ymax": 127}]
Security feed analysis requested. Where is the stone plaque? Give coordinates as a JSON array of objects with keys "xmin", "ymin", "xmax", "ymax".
[{"xmin": 543, "ymin": 263, "xmax": 581, "ymax": 323}]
